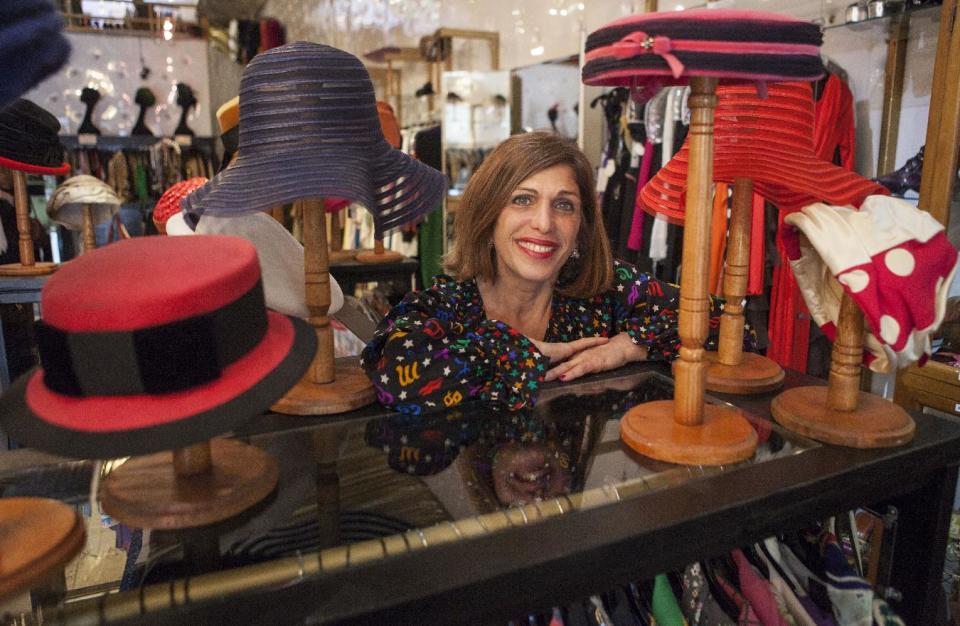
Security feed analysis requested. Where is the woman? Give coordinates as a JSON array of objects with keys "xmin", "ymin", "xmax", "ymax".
[{"xmin": 362, "ymin": 132, "xmax": 747, "ymax": 414}]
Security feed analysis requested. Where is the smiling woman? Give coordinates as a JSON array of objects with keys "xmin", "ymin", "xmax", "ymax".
[{"xmin": 361, "ymin": 132, "xmax": 754, "ymax": 414}]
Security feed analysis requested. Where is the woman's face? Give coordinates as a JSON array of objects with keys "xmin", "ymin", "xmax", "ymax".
[
  {"xmin": 491, "ymin": 442, "xmax": 570, "ymax": 505},
  {"xmin": 491, "ymin": 164, "xmax": 582, "ymax": 289}
]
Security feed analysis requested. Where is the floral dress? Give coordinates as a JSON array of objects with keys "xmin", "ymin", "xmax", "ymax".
[{"xmin": 361, "ymin": 260, "xmax": 750, "ymax": 415}]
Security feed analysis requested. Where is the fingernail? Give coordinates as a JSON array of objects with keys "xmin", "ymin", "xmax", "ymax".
[{"xmin": 559, "ymin": 375, "xmax": 566, "ymax": 381}]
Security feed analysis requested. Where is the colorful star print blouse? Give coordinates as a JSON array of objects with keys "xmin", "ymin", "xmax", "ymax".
[{"xmin": 361, "ymin": 260, "xmax": 748, "ymax": 415}]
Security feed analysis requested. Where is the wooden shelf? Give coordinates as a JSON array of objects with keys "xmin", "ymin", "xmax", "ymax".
[{"xmin": 896, "ymin": 359, "xmax": 960, "ymax": 416}]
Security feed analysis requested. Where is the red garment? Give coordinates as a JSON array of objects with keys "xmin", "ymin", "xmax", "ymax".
[
  {"xmin": 768, "ymin": 73, "xmax": 855, "ymax": 371},
  {"xmin": 814, "ymin": 75, "xmax": 856, "ymax": 169}
]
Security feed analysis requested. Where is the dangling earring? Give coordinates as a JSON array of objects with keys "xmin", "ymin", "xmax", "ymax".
[{"xmin": 571, "ymin": 248, "xmax": 580, "ymax": 259}]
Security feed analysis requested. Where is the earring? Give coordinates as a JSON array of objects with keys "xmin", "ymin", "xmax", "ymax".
[
  {"xmin": 488, "ymin": 240, "xmax": 494, "ymax": 248},
  {"xmin": 571, "ymin": 248, "xmax": 580, "ymax": 259}
]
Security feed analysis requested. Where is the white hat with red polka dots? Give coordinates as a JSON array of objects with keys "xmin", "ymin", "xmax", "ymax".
[{"xmin": 782, "ymin": 195, "xmax": 959, "ymax": 372}]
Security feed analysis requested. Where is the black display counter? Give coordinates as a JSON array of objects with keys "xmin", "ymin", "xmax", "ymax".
[{"xmin": 1, "ymin": 363, "xmax": 957, "ymax": 625}]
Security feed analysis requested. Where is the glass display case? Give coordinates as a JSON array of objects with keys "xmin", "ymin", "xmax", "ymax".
[{"xmin": 1, "ymin": 363, "xmax": 958, "ymax": 625}]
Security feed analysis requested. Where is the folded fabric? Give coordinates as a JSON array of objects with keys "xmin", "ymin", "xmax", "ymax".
[{"xmin": 781, "ymin": 195, "xmax": 958, "ymax": 372}]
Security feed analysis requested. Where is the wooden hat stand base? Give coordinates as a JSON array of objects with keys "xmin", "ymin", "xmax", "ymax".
[
  {"xmin": 700, "ymin": 177, "xmax": 784, "ymax": 394},
  {"xmin": 272, "ymin": 198, "xmax": 375, "ymax": 415},
  {"xmin": 100, "ymin": 438, "xmax": 279, "ymax": 530},
  {"xmin": 621, "ymin": 78, "xmax": 758, "ymax": 466},
  {"xmin": 355, "ymin": 238, "xmax": 404, "ymax": 264},
  {"xmin": 771, "ymin": 290, "xmax": 915, "ymax": 448},
  {"xmin": 0, "ymin": 497, "xmax": 85, "ymax": 604},
  {"xmin": 0, "ymin": 170, "xmax": 57, "ymax": 276}
]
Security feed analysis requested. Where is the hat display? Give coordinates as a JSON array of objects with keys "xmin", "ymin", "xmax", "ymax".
[
  {"xmin": 48, "ymin": 175, "xmax": 120, "ymax": 231},
  {"xmin": 0, "ymin": 0, "xmax": 71, "ymax": 111},
  {"xmin": 582, "ymin": 8, "xmax": 824, "ymax": 86},
  {"xmin": 640, "ymin": 82, "xmax": 888, "ymax": 222},
  {"xmin": 781, "ymin": 195, "xmax": 959, "ymax": 372},
  {"xmin": 197, "ymin": 212, "xmax": 345, "ymax": 319},
  {"xmin": 185, "ymin": 42, "xmax": 446, "ymax": 238},
  {"xmin": 153, "ymin": 176, "xmax": 208, "ymax": 231},
  {"xmin": 0, "ymin": 236, "xmax": 317, "ymax": 458},
  {"xmin": 0, "ymin": 99, "xmax": 69, "ymax": 175}
]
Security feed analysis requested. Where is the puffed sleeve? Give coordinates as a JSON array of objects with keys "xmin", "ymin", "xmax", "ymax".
[
  {"xmin": 361, "ymin": 277, "xmax": 548, "ymax": 415},
  {"xmin": 607, "ymin": 260, "xmax": 756, "ymax": 360}
]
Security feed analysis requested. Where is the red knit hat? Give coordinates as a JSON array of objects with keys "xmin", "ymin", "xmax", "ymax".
[
  {"xmin": 152, "ymin": 176, "xmax": 208, "ymax": 230},
  {"xmin": 639, "ymin": 82, "xmax": 888, "ymax": 223},
  {"xmin": 0, "ymin": 236, "xmax": 316, "ymax": 458}
]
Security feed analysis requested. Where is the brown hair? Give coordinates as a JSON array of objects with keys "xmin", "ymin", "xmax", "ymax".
[{"xmin": 443, "ymin": 132, "xmax": 613, "ymax": 298}]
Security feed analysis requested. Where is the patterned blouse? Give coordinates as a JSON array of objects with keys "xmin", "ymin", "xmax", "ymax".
[{"xmin": 361, "ymin": 260, "xmax": 748, "ymax": 415}]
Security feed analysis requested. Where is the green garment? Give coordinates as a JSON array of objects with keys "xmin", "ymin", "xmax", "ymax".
[
  {"xmin": 417, "ymin": 202, "xmax": 444, "ymax": 289},
  {"xmin": 653, "ymin": 573, "xmax": 689, "ymax": 626}
]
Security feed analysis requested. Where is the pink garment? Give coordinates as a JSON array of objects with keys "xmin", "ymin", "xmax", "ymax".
[
  {"xmin": 732, "ymin": 549, "xmax": 791, "ymax": 626},
  {"xmin": 628, "ymin": 139, "xmax": 656, "ymax": 251}
]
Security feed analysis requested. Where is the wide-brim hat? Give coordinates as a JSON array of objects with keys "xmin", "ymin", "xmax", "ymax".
[
  {"xmin": 582, "ymin": 8, "xmax": 824, "ymax": 87},
  {"xmin": 0, "ymin": 99, "xmax": 69, "ymax": 175},
  {"xmin": 48, "ymin": 175, "xmax": 120, "ymax": 231},
  {"xmin": 153, "ymin": 176, "xmax": 208, "ymax": 229},
  {"xmin": 184, "ymin": 42, "xmax": 446, "ymax": 238},
  {"xmin": 196, "ymin": 212, "xmax": 344, "ymax": 318},
  {"xmin": 781, "ymin": 196, "xmax": 959, "ymax": 373},
  {"xmin": 0, "ymin": 0, "xmax": 71, "ymax": 111},
  {"xmin": 0, "ymin": 236, "xmax": 316, "ymax": 459},
  {"xmin": 640, "ymin": 82, "xmax": 888, "ymax": 222}
]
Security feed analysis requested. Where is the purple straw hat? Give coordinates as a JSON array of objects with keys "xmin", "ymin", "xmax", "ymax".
[
  {"xmin": 185, "ymin": 42, "xmax": 446, "ymax": 237},
  {"xmin": 582, "ymin": 9, "xmax": 824, "ymax": 87}
]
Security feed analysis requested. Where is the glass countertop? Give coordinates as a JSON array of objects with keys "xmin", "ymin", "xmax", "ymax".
[{"xmin": 0, "ymin": 368, "xmax": 818, "ymax": 614}]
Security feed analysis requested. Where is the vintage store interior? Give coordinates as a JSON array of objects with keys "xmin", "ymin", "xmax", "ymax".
[{"xmin": 1, "ymin": 0, "xmax": 960, "ymax": 623}]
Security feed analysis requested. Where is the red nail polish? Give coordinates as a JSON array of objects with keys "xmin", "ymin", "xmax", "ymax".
[{"xmin": 559, "ymin": 375, "xmax": 566, "ymax": 381}]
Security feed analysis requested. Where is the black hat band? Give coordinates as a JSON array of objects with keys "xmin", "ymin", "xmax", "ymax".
[{"xmin": 36, "ymin": 280, "xmax": 268, "ymax": 397}]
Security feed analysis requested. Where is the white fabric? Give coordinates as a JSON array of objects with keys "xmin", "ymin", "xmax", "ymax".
[
  {"xmin": 197, "ymin": 212, "xmax": 344, "ymax": 318},
  {"xmin": 164, "ymin": 212, "xmax": 195, "ymax": 236}
]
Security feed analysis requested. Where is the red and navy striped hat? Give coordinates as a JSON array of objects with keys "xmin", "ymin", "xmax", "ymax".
[{"xmin": 582, "ymin": 9, "xmax": 824, "ymax": 87}]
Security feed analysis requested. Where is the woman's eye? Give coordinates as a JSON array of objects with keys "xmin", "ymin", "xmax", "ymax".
[
  {"xmin": 555, "ymin": 200, "xmax": 577, "ymax": 212},
  {"xmin": 512, "ymin": 194, "xmax": 533, "ymax": 205}
]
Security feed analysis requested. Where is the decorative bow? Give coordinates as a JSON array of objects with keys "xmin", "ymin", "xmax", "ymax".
[{"xmin": 611, "ymin": 31, "xmax": 685, "ymax": 79}]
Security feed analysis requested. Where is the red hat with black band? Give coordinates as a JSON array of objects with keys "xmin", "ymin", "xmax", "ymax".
[
  {"xmin": 582, "ymin": 9, "xmax": 825, "ymax": 87},
  {"xmin": 0, "ymin": 236, "xmax": 316, "ymax": 459}
]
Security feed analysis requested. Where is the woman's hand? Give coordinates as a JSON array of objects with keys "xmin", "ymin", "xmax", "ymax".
[
  {"xmin": 530, "ymin": 336, "xmax": 609, "ymax": 365},
  {"xmin": 543, "ymin": 333, "xmax": 648, "ymax": 383}
]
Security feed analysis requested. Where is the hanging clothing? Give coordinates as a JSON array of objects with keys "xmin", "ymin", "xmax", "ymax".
[{"xmin": 652, "ymin": 573, "xmax": 689, "ymax": 626}]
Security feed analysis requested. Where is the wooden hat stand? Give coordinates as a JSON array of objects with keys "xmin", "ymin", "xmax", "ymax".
[
  {"xmin": 272, "ymin": 198, "xmax": 376, "ymax": 415},
  {"xmin": 0, "ymin": 169, "xmax": 57, "ymax": 276},
  {"xmin": 100, "ymin": 438, "xmax": 280, "ymax": 531},
  {"xmin": 771, "ymin": 288, "xmax": 915, "ymax": 448},
  {"xmin": 355, "ymin": 237, "xmax": 404, "ymax": 264},
  {"xmin": 699, "ymin": 178, "xmax": 785, "ymax": 394},
  {"xmin": 620, "ymin": 78, "xmax": 758, "ymax": 465},
  {"xmin": 0, "ymin": 497, "xmax": 85, "ymax": 607}
]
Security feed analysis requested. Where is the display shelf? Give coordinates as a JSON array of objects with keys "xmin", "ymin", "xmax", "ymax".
[
  {"xmin": 822, "ymin": 2, "xmax": 941, "ymax": 30},
  {"xmin": 3, "ymin": 364, "xmax": 957, "ymax": 625},
  {"xmin": 59, "ymin": 135, "xmax": 219, "ymax": 152}
]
